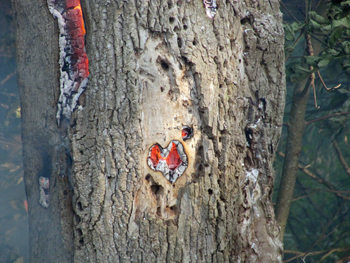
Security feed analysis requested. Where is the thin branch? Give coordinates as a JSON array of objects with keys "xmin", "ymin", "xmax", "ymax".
[
  {"xmin": 280, "ymin": 1, "xmax": 300, "ymax": 23},
  {"xmin": 291, "ymin": 191, "xmax": 317, "ymax": 202},
  {"xmin": 310, "ymin": 34, "xmax": 327, "ymax": 50},
  {"xmin": 312, "ymin": 80, "xmax": 319, "ymax": 109},
  {"xmin": 306, "ymin": 33, "xmax": 320, "ymax": 109},
  {"xmin": 284, "ymin": 249, "xmax": 326, "ymax": 262},
  {"xmin": 335, "ymin": 254, "xmax": 350, "ymax": 263},
  {"xmin": 305, "ymin": 112, "xmax": 350, "ymax": 126},
  {"xmin": 333, "ymin": 140, "xmax": 350, "ymax": 178},
  {"xmin": 317, "ymin": 246, "xmax": 350, "ymax": 263},
  {"xmin": 292, "ymin": 187, "xmax": 350, "ymax": 202},
  {"xmin": 278, "ymin": 152, "xmax": 350, "ymax": 200},
  {"xmin": 317, "ymin": 70, "xmax": 341, "ymax": 91},
  {"xmin": 0, "ymin": 71, "xmax": 16, "ymax": 86},
  {"xmin": 285, "ymin": 246, "xmax": 350, "ymax": 263},
  {"xmin": 285, "ymin": 31, "xmax": 305, "ymax": 61},
  {"xmin": 301, "ymin": 210, "xmax": 341, "ymax": 263}
]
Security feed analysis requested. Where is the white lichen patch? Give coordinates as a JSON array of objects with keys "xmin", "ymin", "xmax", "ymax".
[
  {"xmin": 39, "ymin": 176, "xmax": 50, "ymax": 208},
  {"xmin": 245, "ymin": 168, "xmax": 259, "ymax": 184}
]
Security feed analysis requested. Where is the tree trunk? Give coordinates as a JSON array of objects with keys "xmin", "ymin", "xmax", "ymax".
[{"xmin": 14, "ymin": 0, "xmax": 285, "ymax": 262}]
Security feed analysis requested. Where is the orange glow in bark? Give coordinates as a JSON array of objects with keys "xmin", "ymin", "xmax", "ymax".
[
  {"xmin": 166, "ymin": 143, "xmax": 182, "ymax": 170},
  {"xmin": 150, "ymin": 143, "xmax": 183, "ymax": 170},
  {"xmin": 147, "ymin": 140, "xmax": 187, "ymax": 183},
  {"xmin": 73, "ymin": 5, "xmax": 86, "ymax": 35},
  {"xmin": 181, "ymin": 126, "xmax": 193, "ymax": 140},
  {"xmin": 23, "ymin": 200, "xmax": 28, "ymax": 213},
  {"xmin": 65, "ymin": 0, "xmax": 89, "ymax": 87},
  {"xmin": 150, "ymin": 144, "xmax": 162, "ymax": 168},
  {"xmin": 48, "ymin": 0, "xmax": 90, "ymax": 122}
]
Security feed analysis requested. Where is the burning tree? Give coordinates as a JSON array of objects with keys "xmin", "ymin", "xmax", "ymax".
[{"xmin": 14, "ymin": 0, "xmax": 285, "ymax": 261}]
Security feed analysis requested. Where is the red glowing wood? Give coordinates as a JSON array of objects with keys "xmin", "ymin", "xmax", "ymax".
[
  {"xmin": 166, "ymin": 143, "xmax": 182, "ymax": 170},
  {"xmin": 65, "ymin": 0, "xmax": 80, "ymax": 9},
  {"xmin": 64, "ymin": 1, "xmax": 89, "ymax": 91},
  {"xmin": 182, "ymin": 126, "xmax": 193, "ymax": 140},
  {"xmin": 150, "ymin": 145, "xmax": 162, "ymax": 168}
]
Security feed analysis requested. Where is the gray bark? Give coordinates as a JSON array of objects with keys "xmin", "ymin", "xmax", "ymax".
[
  {"xmin": 13, "ymin": 0, "xmax": 74, "ymax": 261},
  {"xmin": 14, "ymin": 0, "xmax": 285, "ymax": 262}
]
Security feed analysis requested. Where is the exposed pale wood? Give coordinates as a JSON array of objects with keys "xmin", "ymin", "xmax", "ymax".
[{"xmin": 14, "ymin": 0, "xmax": 285, "ymax": 261}]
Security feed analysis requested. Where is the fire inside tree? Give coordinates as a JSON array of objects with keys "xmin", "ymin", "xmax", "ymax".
[
  {"xmin": 47, "ymin": 0, "xmax": 89, "ymax": 124},
  {"xmin": 147, "ymin": 140, "xmax": 188, "ymax": 184}
]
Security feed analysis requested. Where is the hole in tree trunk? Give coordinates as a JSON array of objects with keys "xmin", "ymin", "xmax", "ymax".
[{"xmin": 147, "ymin": 140, "xmax": 188, "ymax": 183}]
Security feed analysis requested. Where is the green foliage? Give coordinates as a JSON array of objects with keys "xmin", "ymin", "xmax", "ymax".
[
  {"xmin": 285, "ymin": 0, "xmax": 350, "ymax": 83},
  {"xmin": 277, "ymin": 0, "xmax": 350, "ymax": 262}
]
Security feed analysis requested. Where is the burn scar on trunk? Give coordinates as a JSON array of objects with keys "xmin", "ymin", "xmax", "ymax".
[
  {"xmin": 147, "ymin": 140, "xmax": 188, "ymax": 184},
  {"xmin": 47, "ymin": 0, "xmax": 89, "ymax": 124}
]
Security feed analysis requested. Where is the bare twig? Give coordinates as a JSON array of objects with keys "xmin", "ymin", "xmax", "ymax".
[
  {"xmin": 317, "ymin": 70, "xmax": 341, "ymax": 91},
  {"xmin": 280, "ymin": 1, "xmax": 300, "ymax": 23},
  {"xmin": 306, "ymin": 33, "xmax": 320, "ymax": 109},
  {"xmin": 292, "ymin": 187, "xmax": 350, "ymax": 202},
  {"xmin": 333, "ymin": 140, "xmax": 350, "ymax": 177},
  {"xmin": 0, "ymin": 71, "xmax": 16, "ymax": 86},
  {"xmin": 317, "ymin": 246, "xmax": 350, "ymax": 263},
  {"xmin": 285, "ymin": 246, "xmax": 350, "ymax": 263},
  {"xmin": 285, "ymin": 32, "xmax": 304, "ymax": 61},
  {"xmin": 305, "ymin": 112, "xmax": 350, "ymax": 126},
  {"xmin": 284, "ymin": 249, "xmax": 326, "ymax": 262},
  {"xmin": 335, "ymin": 254, "xmax": 350, "ymax": 263},
  {"xmin": 278, "ymin": 152, "xmax": 350, "ymax": 200},
  {"xmin": 300, "ymin": 209, "xmax": 341, "ymax": 262},
  {"xmin": 291, "ymin": 191, "xmax": 317, "ymax": 202}
]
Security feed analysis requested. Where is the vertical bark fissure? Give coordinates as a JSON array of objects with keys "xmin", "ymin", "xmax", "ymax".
[{"xmin": 239, "ymin": 1, "xmax": 285, "ymax": 261}]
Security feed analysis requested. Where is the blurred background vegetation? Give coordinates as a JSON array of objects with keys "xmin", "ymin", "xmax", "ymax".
[
  {"xmin": 274, "ymin": 0, "xmax": 350, "ymax": 262},
  {"xmin": 0, "ymin": 0, "xmax": 28, "ymax": 262},
  {"xmin": 1, "ymin": 0, "xmax": 350, "ymax": 262}
]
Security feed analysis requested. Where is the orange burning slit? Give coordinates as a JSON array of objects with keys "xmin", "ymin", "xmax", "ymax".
[
  {"xmin": 65, "ymin": 0, "xmax": 89, "ymax": 88},
  {"xmin": 48, "ymin": 0, "xmax": 90, "ymax": 123},
  {"xmin": 166, "ymin": 143, "xmax": 182, "ymax": 170},
  {"xmin": 148, "ymin": 141, "xmax": 187, "ymax": 183}
]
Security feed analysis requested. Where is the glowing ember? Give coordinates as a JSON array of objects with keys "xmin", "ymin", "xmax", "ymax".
[
  {"xmin": 147, "ymin": 140, "xmax": 188, "ymax": 183},
  {"xmin": 167, "ymin": 143, "xmax": 182, "ymax": 170},
  {"xmin": 150, "ymin": 144, "xmax": 162, "ymax": 168},
  {"xmin": 64, "ymin": 2, "xmax": 89, "ymax": 90},
  {"xmin": 182, "ymin": 126, "xmax": 193, "ymax": 140},
  {"xmin": 47, "ymin": 0, "xmax": 89, "ymax": 124}
]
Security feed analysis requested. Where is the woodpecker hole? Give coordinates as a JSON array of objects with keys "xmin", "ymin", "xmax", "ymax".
[
  {"xmin": 182, "ymin": 126, "xmax": 193, "ymax": 140},
  {"xmin": 161, "ymin": 61, "xmax": 169, "ymax": 70}
]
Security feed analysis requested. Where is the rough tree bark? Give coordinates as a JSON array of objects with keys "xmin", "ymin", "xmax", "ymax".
[{"xmin": 14, "ymin": 0, "xmax": 285, "ymax": 262}]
